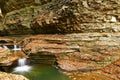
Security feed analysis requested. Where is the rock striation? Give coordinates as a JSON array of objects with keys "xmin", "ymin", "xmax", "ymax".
[
  {"xmin": 0, "ymin": 0, "xmax": 120, "ymax": 35},
  {"xmin": 0, "ymin": 0, "xmax": 120, "ymax": 80},
  {"xmin": 21, "ymin": 33, "xmax": 120, "ymax": 72}
]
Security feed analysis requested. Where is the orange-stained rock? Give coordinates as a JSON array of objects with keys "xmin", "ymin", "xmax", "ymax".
[
  {"xmin": 95, "ymin": 59, "xmax": 120, "ymax": 80},
  {"xmin": 0, "ymin": 47, "xmax": 27, "ymax": 66},
  {"xmin": 57, "ymin": 59, "xmax": 96, "ymax": 71},
  {"xmin": 67, "ymin": 72, "xmax": 114, "ymax": 80},
  {"xmin": 0, "ymin": 72, "xmax": 28, "ymax": 80}
]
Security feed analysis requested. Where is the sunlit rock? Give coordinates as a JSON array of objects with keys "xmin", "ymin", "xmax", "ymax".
[
  {"xmin": 0, "ymin": 72, "xmax": 28, "ymax": 80},
  {"xmin": 110, "ymin": 16, "xmax": 117, "ymax": 22}
]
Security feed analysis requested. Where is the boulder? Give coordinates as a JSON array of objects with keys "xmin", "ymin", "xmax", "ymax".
[
  {"xmin": 0, "ymin": 72, "xmax": 28, "ymax": 80},
  {"xmin": 0, "ymin": 47, "xmax": 19, "ymax": 66}
]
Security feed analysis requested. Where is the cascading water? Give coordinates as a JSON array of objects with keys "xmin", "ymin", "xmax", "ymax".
[
  {"xmin": 11, "ymin": 59, "xmax": 70, "ymax": 80},
  {"xmin": 12, "ymin": 44, "xmax": 21, "ymax": 51},
  {"xmin": 3, "ymin": 45, "xmax": 9, "ymax": 49},
  {"xmin": 2, "ymin": 44, "xmax": 21, "ymax": 51},
  {"xmin": 18, "ymin": 58, "xmax": 27, "ymax": 66},
  {"xmin": 10, "ymin": 44, "xmax": 70, "ymax": 80},
  {"xmin": 13, "ymin": 58, "xmax": 31, "ymax": 73}
]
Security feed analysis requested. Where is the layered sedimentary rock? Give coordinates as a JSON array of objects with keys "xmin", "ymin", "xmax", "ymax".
[
  {"xmin": 0, "ymin": 0, "xmax": 52, "ymax": 14},
  {"xmin": 0, "ymin": 0, "xmax": 120, "ymax": 35},
  {"xmin": 0, "ymin": 0, "xmax": 120, "ymax": 80},
  {"xmin": 21, "ymin": 33, "xmax": 120, "ymax": 71},
  {"xmin": 20, "ymin": 33, "xmax": 120, "ymax": 79}
]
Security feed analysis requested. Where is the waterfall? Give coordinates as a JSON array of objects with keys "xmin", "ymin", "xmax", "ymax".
[
  {"xmin": 18, "ymin": 58, "xmax": 27, "ymax": 66},
  {"xmin": 3, "ymin": 45, "xmax": 9, "ymax": 49},
  {"xmin": 12, "ymin": 44, "xmax": 21, "ymax": 51},
  {"xmin": 2, "ymin": 44, "xmax": 21, "ymax": 51},
  {"xmin": 13, "ymin": 58, "xmax": 31, "ymax": 73}
]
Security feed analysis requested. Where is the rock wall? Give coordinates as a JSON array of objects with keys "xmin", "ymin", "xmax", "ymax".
[
  {"xmin": 0, "ymin": 0, "xmax": 120, "ymax": 79},
  {"xmin": 22, "ymin": 33, "xmax": 120, "ymax": 71},
  {"xmin": 0, "ymin": 0, "xmax": 120, "ymax": 35},
  {"xmin": 0, "ymin": 0, "xmax": 52, "ymax": 14}
]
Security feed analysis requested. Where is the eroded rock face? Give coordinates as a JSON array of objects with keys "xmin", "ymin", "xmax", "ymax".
[
  {"xmin": 30, "ymin": 0, "xmax": 120, "ymax": 33},
  {"xmin": 1, "ymin": 0, "xmax": 120, "ymax": 35},
  {"xmin": 22, "ymin": 33, "xmax": 120, "ymax": 72},
  {"xmin": 0, "ymin": 0, "xmax": 52, "ymax": 14}
]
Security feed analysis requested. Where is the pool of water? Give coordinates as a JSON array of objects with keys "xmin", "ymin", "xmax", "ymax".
[{"xmin": 11, "ymin": 64, "xmax": 70, "ymax": 80}]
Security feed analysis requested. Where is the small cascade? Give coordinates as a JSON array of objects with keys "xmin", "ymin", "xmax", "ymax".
[
  {"xmin": 3, "ymin": 45, "xmax": 9, "ymax": 49},
  {"xmin": 2, "ymin": 44, "xmax": 21, "ymax": 51},
  {"xmin": 18, "ymin": 58, "xmax": 27, "ymax": 66},
  {"xmin": 12, "ymin": 44, "xmax": 21, "ymax": 51},
  {"xmin": 13, "ymin": 58, "xmax": 31, "ymax": 73}
]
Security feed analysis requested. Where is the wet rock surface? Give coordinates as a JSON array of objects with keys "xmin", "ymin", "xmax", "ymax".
[
  {"xmin": 0, "ymin": 33, "xmax": 120, "ymax": 79},
  {"xmin": 0, "ymin": 37, "xmax": 29, "ymax": 79},
  {"xmin": 0, "ymin": 37, "xmax": 27, "ymax": 66}
]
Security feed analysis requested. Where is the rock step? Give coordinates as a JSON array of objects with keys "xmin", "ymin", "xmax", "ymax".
[{"xmin": 29, "ymin": 54, "xmax": 56, "ymax": 64}]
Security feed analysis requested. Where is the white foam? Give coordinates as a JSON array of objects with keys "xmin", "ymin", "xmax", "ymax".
[
  {"xmin": 13, "ymin": 58, "xmax": 32, "ymax": 73},
  {"xmin": 12, "ymin": 44, "xmax": 21, "ymax": 51},
  {"xmin": 3, "ymin": 45, "xmax": 9, "ymax": 49},
  {"xmin": 13, "ymin": 65, "xmax": 31, "ymax": 72}
]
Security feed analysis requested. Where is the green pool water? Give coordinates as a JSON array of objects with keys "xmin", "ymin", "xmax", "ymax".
[{"xmin": 12, "ymin": 64, "xmax": 70, "ymax": 80}]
